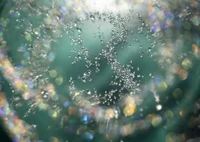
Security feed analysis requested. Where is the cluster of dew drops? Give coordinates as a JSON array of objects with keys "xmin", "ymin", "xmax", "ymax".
[{"xmin": 66, "ymin": 9, "xmax": 159, "ymax": 106}]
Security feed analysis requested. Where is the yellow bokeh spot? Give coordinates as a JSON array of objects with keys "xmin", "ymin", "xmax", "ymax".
[
  {"xmin": 23, "ymin": 84, "xmax": 29, "ymax": 91},
  {"xmin": 49, "ymin": 70, "xmax": 57, "ymax": 78},
  {"xmin": 123, "ymin": 104, "xmax": 136, "ymax": 117},
  {"xmin": 182, "ymin": 58, "xmax": 192, "ymax": 70},
  {"xmin": 151, "ymin": 115, "xmax": 162, "ymax": 127},
  {"xmin": 52, "ymin": 111, "xmax": 58, "ymax": 118},
  {"xmin": 3, "ymin": 59, "xmax": 11, "ymax": 68},
  {"xmin": 157, "ymin": 81, "xmax": 168, "ymax": 92},
  {"xmin": 179, "ymin": 109, "xmax": 187, "ymax": 117},
  {"xmin": 55, "ymin": 77, "xmax": 63, "ymax": 85},
  {"xmin": 25, "ymin": 33, "xmax": 32, "ymax": 41},
  {"xmin": 14, "ymin": 79, "xmax": 24, "ymax": 90}
]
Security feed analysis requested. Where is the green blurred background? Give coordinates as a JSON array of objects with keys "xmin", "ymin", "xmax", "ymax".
[{"xmin": 1, "ymin": 0, "xmax": 200, "ymax": 142}]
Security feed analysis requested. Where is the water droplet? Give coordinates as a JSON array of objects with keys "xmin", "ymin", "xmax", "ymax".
[{"xmin": 90, "ymin": 15, "xmax": 95, "ymax": 21}]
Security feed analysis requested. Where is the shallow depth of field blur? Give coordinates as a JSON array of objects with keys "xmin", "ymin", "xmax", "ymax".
[{"xmin": 0, "ymin": 0, "xmax": 200, "ymax": 142}]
